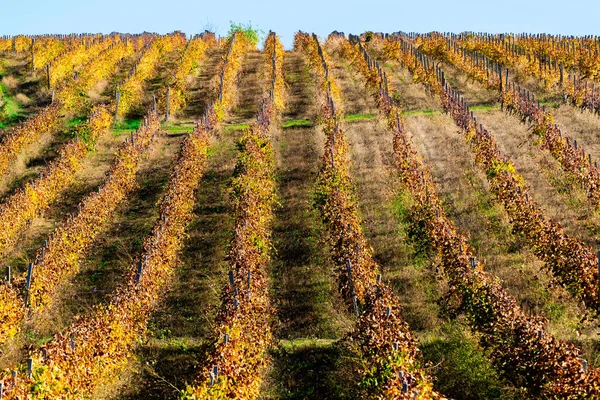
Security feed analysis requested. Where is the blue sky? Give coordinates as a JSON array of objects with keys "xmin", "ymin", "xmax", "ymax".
[{"xmin": 1, "ymin": 0, "xmax": 597, "ymax": 49}]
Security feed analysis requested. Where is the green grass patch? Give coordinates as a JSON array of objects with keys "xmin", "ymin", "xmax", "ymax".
[
  {"xmin": 0, "ymin": 82, "xmax": 22, "ymax": 123},
  {"xmin": 25, "ymin": 330, "xmax": 54, "ymax": 347},
  {"xmin": 469, "ymin": 104, "xmax": 501, "ymax": 111},
  {"xmin": 390, "ymin": 190, "xmax": 430, "ymax": 269},
  {"xmin": 163, "ymin": 124, "xmax": 194, "ymax": 134},
  {"xmin": 113, "ymin": 119, "xmax": 141, "ymax": 135},
  {"xmin": 421, "ymin": 323, "xmax": 519, "ymax": 399},
  {"xmin": 67, "ymin": 116, "xmax": 88, "ymax": 128},
  {"xmin": 278, "ymin": 338, "xmax": 336, "ymax": 350},
  {"xmin": 282, "ymin": 119, "xmax": 313, "ymax": 129},
  {"xmin": 344, "ymin": 113, "xmax": 377, "ymax": 122},
  {"xmin": 267, "ymin": 338, "xmax": 355, "ymax": 399},
  {"xmin": 224, "ymin": 123, "xmax": 250, "ymax": 133},
  {"xmin": 402, "ymin": 109, "xmax": 438, "ymax": 116}
]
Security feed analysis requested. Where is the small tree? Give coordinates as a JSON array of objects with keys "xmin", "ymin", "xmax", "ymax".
[{"xmin": 228, "ymin": 21, "xmax": 263, "ymax": 47}]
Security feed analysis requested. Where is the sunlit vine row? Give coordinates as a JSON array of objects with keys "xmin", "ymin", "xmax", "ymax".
[
  {"xmin": 46, "ymin": 35, "xmax": 115, "ymax": 89},
  {"xmin": 449, "ymin": 33, "xmax": 600, "ymax": 84},
  {"xmin": 213, "ymin": 31, "xmax": 255, "ymax": 121},
  {"xmin": 183, "ymin": 31, "xmax": 284, "ymax": 400},
  {"xmin": 0, "ymin": 109, "xmax": 210, "ymax": 400},
  {"xmin": 296, "ymin": 32, "xmax": 443, "ymax": 399},
  {"xmin": 0, "ymin": 108, "xmax": 159, "ymax": 349},
  {"xmin": 57, "ymin": 35, "xmax": 138, "ymax": 113},
  {"xmin": 0, "ymin": 35, "xmax": 32, "ymax": 52},
  {"xmin": 0, "ymin": 35, "xmax": 155, "ymax": 258},
  {"xmin": 0, "ymin": 30, "xmax": 199, "ymax": 348},
  {"xmin": 0, "ymin": 102, "xmax": 63, "ymax": 179},
  {"xmin": 363, "ymin": 35, "xmax": 600, "ymax": 396},
  {"xmin": 0, "ymin": 34, "xmax": 141, "ymax": 180},
  {"xmin": 0, "ymin": 29, "xmax": 246, "ymax": 399},
  {"xmin": 0, "ymin": 106, "xmax": 111, "ymax": 347},
  {"xmin": 264, "ymin": 31, "xmax": 286, "ymax": 112},
  {"xmin": 32, "ymin": 36, "xmax": 71, "ymax": 70}
]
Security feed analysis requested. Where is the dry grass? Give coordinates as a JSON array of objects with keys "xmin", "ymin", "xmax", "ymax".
[
  {"xmin": 471, "ymin": 109, "xmax": 600, "ymax": 248},
  {"xmin": 393, "ymin": 63, "xmax": 600, "ymax": 363},
  {"xmin": 441, "ymin": 63, "xmax": 600, "ymax": 249},
  {"xmin": 1, "ymin": 75, "xmax": 18, "ymax": 91},
  {"xmin": 14, "ymin": 93, "xmax": 31, "ymax": 105},
  {"xmin": 405, "ymin": 112, "xmax": 586, "ymax": 330},
  {"xmin": 441, "ymin": 63, "xmax": 497, "ymax": 107},
  {"xmin": 551, "ymin": 104, "xmax": 600, "ymax": 163},
  {"xmin": 324, "ymin": 42, "xmax": 377, "ymax": 116},
  {"xmin": 88, "ymin": 79, "xmax": 110, "ymax": 104},
  {"xmin": 346, "ymin": 117, "xmax": 446, "ymax": 332},
  {"xmin": 333, "ymin": 54, "xmax": 520, "ymax": 396},
  {"xmin": 327, "ymin": 45, "xmax": 447, "ymax": 330}
]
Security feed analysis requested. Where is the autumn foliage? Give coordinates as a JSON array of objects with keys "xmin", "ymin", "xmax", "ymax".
[
  {"xmin": 184, "ymin": 32, "xmax": 284, "ymax": 400},
  {"xmin": 374, "ymin": 35, "xmax": 600, "ymax": 397},
  {"xmin": 297, "ymin": 32, "xmax": 443, "ymax": 399}
]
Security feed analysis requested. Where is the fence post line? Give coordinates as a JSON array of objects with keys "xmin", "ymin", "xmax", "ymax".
[
  {"xmin": 346, "ymin": 259, "xmax": 359, "ymax": 317},
  {"xmin": 114, "ymin": 86, "xmax": 121, "ymax": 124},
  {"xmin": 597, "ymin": 251, "xmax": 600, "ymax": 315},
  {"xmin": 24, "ymin": 262, "xmax": 33, "ymax": 307},
  {"xmin": 165, "ymin": 85, "xmax": 170, "ymax": 122},
  {"xmin": 46, "ymin": 63, "xmax": 50, "ymax": 90}
]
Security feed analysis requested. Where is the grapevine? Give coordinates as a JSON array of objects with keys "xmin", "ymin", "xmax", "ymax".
[
  {"xmin": 183, "ymin": 31, "xmax": 284, "ymax": 400},
  {"xmin": 297, "ymin": 32, "xmax": 443, "ymax": 399},
  {"xmin": 0, "ymin": 110, "xmax": 210, "ymax": 400},
  {"xmin": 352, "ymin": 35, "xmax": 600, "ymax": 396}
]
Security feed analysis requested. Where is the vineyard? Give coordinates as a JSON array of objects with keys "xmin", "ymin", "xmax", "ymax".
[{"xmin": 0, "ymin": 27, "xmax": 599, "ymax": 400}]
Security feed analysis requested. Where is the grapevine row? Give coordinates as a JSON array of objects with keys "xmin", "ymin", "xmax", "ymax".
[
  {"xmin": 0, "ymin": 108, "xmax": 158, "ymax": 346},
  {"xmin": 296, "ymin": 32, "xmax": 443, "ymax": 399},
  {"xmin": 0, "ymin": 112, "xmax": 211, "ymax": 399},
  {"xmin": 0, "ymin": 35, "xmax": 36, "ymax": 53},
  {"xmin": 159, "ymin": 32, "xmax": 217, "ymax": 119},
  {"xmin": 440, "ymin": 33, "xmax": 600, "ymax": 115},
  {"xmin": 44, "ymin": 34, "xmax": 115, "ymax": 89},
  {"xmin": 58, "ymin": 35, "xmax": 137, "ymax": 113},
  {"xmin": 0, "ymin": 34, "xmax": 172, "ymax": 259},
  {"xmin": 0, "ymin": 29, "xmax": 245, "ymax": 399},
  {"xmin": 448, "ymin": 33, "xmax": 600, "ymax": 85},
  {"xmin": 31, "ymin": 36, "xmax": 73, "ymax": 72},
  {"xmin": 4, "ymin": 30, "xmax": 227, "ymax": 399},
  {"xmin": 0, "ymin": 33, "xmax": 216, "ymax": 349},
  {"xmin": 348, "ymin": 34, "xmax": 600, "ymax": 396},
  {"xmin": 0, "ymin": 34, "xmax": 140, "ymax": 179},
  {"xmin": 213, "ymin": 32, "xmax": 250, "ymax": 121},
  {"xmin": 382, "ymin": 36, "xmax": 600, "ymax": 314},
  {"xmin": 183, "ymin": 31, "xmax": 282, "ymax": 400},
  {"xmin": 116, "ymin": 33, "xmax": 187, "ymax": 119},
  {"xmin": 411, "ymin": 34, "xmax": 600, "ymax": 208}
]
